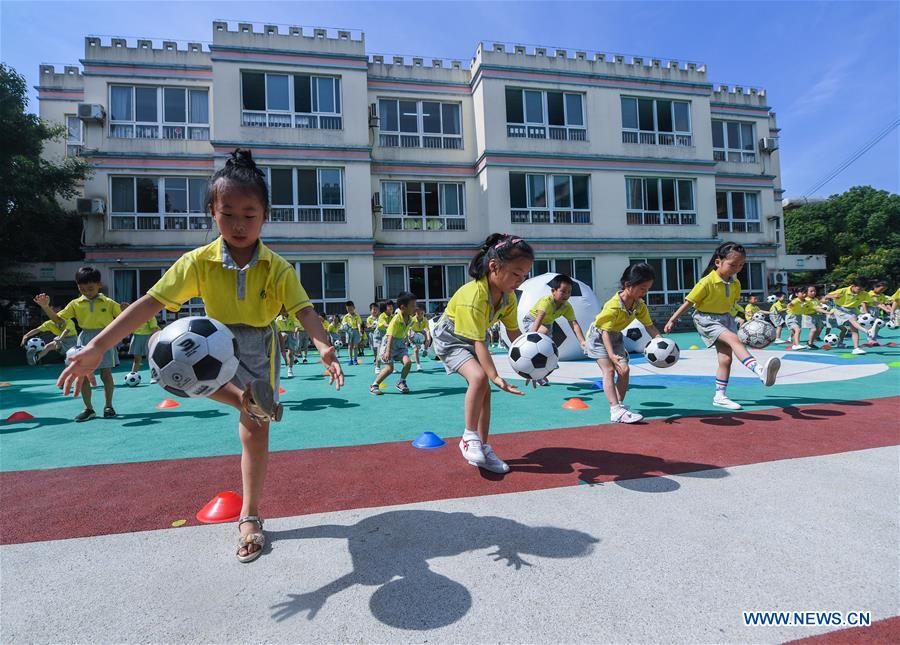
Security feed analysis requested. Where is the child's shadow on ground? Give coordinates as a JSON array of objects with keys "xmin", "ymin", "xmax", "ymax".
[
  {"xmin": 284, "ymin": 397, "xmax": 359, "ymax": 412},
  {"xmin": 267, "ymin": 509, "xmax": 599, "ymax": 630},
  {"xmin": 116, "ymin": 408, "xmax": 228, "ymax": 427}
]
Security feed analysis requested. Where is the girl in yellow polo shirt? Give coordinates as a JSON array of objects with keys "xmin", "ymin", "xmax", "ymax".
[
  {"xmin": 665, "ymin": 242, "xmax": 780, "ymax": 411},
  {"xmin": 432, "ymin": 233, "xmax": 534, "ymax": 474},
  {"xmin": 825, "ymin": 279, "xmax": 874, "ymax": 354},
  {"xmin": 585, "ymin": 262, "xmax": 662, "ymax": 424},
  {"xmin": 57, "ymin": 149, "xmax": 343, "ymax": 563},
  {"xmin": 523, "ymin": 273, "xmax": 587, "ymax": 386}
]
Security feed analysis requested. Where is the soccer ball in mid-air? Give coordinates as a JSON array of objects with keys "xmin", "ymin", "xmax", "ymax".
[
  {"xmin": 149, "ymin": 316, "xmax": 239, "ymax": 398},
  {"xmin": 644, "ymin": 337, "xmax": 680, "ymax": 368},
  {"xmin": 508, "ymin": 332, "xmax": 559, "ymax": 381},
  {"xmin": 738, "ymin": 319, "xmax": 777, "ymax": 349},
  {"xmin": 766, "ymin": 295, "xmax": 778, "ymax": 304},
  {"xmin": 124, "ymin": 372, "xmax": 142, "ymax": 387},
  {"xmin": 823, "ymin": 333, "xmax": 839, "ymax": 345},
  {"xmin": 857, "ymin": 313, "xmax": 875, "ymax": 327},
  {"xmin": 26, "ymin": 337, "xmax": 45, "ymax": 352},
  {"xmin": 622, "ymin": 320, "xmax": 652, "ymax": 354},
  {"xmin": 334, "ymin": 339, "xmax": 344, "ymax": 349}
]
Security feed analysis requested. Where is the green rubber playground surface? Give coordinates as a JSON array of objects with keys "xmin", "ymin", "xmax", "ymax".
[{"xmin": 1, "ymin": 330, "xmax": 898, "ymax": 473}]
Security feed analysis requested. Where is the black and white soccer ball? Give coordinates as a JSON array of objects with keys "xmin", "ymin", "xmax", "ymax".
[
  {"xmin": 766, "ymin": 294, "xmax": 778, "ymax": 304},
  {"xmin": 334, "ymin": 339, "xmax": 344, "ymax": 349},
  {"xmin": 508, "ymin": 332, "xmax": 559, "ymax": 380},
  {"xmin": 26, "ymin": 337, "xmax": 45, "ymax": 352},
  {"xmin": 65, "ymin": 345, "xmax": 83, "ymax": 366},
  {"xmin": 411, "ymin": 332, "xmax": 426, "ymax": 346},
  {"xmin": 622, "ymin": 320, "xmax": 652, "ymax": 353},
  {"xmin": 644, "ymin": 337, "xmax": 680, "ymax": 368},
  {"xmin": 887, "ymin": 320, "xmax": 898, "ymax": 330},
  {"xmin": 737, "ymin": 319, "xmax": 777, "ymax": 349},
  {"xmin": 752, "ymin": 312, "xmax": 767, "ymax": 322},
  {"xmin": 124, "ymin": 372, "xmax": 141, "ymax": 387},
  {"xmin": 149, "ymin": 316, "xmax": 239, "ymax": 398},
  {"xmin": 857, "ymin": 313, "xmax": 875, "ymax": 327},
  {"xmin": 823, "ymin": 333, "xmax": 839, "ymax": 345}
]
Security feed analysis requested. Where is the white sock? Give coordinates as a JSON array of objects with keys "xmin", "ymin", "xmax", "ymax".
[{"xmin": 462, "ymin": 430, "xmax": 480, "ymax": 441}]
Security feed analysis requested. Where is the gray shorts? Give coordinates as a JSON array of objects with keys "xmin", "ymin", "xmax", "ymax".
[
  {"xmin": 347, "ymin": 329, "xmax": 361, "ymax": 346},
  {"xmin": 55, "ymin": 336, "xmax": 77, "ymax": 355},
  {"xmin": 297, "ymin": 331, "xmax": 309, "ymax": 351},
  {"xmin": 831, "ymin": 306, "xmax": 857, "ymax": 327},
  {"xmin": 372, "ymin": 330, "xmax": 385, "ymax": 350},
  {"xmin": 692, "ymin": 311, "xmax": 738, "ymax": 348},
  {"xmin": 431, "ymin": 315, "xmax": 486, "ymax": 374},
  {"xmin": 128, "ymin": 333, "xmax": 151, "ymax": 357},
  {"xmin": 584, "ymin": 326, "xmax": 628, "ymax": 362},
  {"xmin": 79, "ymin": 328, "xmax": 119, "ymax": 369},
  {"xmin": 284, "ymin": 332, "xmax": 299, "ymax": 352},
  {"xmin": 769, "ymin": 312, "xmax": 784, "ymax": 327},
  {"xmin": 804, "ymin": 313, "xmax": 826, "ymax": 329},
  {"xmin": 380, "ymin": 336, "xmax": 409, "ymax": 363},
  {"xmin": 228, "ymin": 324, "xmax": 279, "ymax": 396},
  {"xmin": 785, "ymin": 313, "xmax": 801, "ymax": 330}
]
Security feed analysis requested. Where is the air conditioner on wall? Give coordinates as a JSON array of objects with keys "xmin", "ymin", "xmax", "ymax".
[
  {"xmin": 368, "ymin": 103, "xmax": 379, "ymax": 128},
  {"xmin": 76, "ymin": 198, "xmax": 105, "ymax": 215},
  {"xmin": 77, "ymin": 103, "xmax": 105, "ymax": 122},
  {"xmin": 759, "ymin": 137, "xmax": 779, "ymax": 153},
  {"xmin": 371, "ymin": 191, "xmax": 381, "ymax": 214},
  {"xmin": 770, "ymin": 271, "xmax": 788, "ymax": 286}
]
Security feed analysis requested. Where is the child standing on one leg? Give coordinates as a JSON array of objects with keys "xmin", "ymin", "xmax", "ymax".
[
  {"xmin": 21, "ymin": 304, "xmax": 77, "ymax": 365},
  {"xmin": 664, "ymin": 242, "xmax": 780, "ymax": 411},
  {"xmin": 432, "ymin": 233, "xmax": 533, "ymax": 474},
  {"xmin": 585, "ymin": 263, "xmax": 661, "ymax": 424},
  {"xmin": 341, "ymin": 301, "xmax": 364, "ymax": 366},
  {"xmin": 57, "ymin": 149, "xmax": 343, "ymax": 563},
  {"xmin": 524, "ymin": 273, "xmax": 587, "ymax": 386},
  {"xmin": 36, "ymin": 267, "xmax": 122, "ymax": 421},
  {"xmin": 409, "ymin": 306, "xmax": 431, "ymax": 371},
  {"xmin": 370, "ymin": 291, "xmax": 417, "ymax": 395},
  {"xmin": 826, "ymin": 279, "xmax": 874, "ymax": 354},
  {"xmin": 768, "ymin": 292, "xmax": 787, "ymax": 343}
]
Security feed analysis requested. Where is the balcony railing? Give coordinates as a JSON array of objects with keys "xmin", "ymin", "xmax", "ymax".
[
  {"xmin": 111, "ymin": 124, "xmax": 209, "ymax": 140},
  {"xmin": 379, "ymin": 133, "xmax": 463, "ymax": 149},
  {"xmin": 241, "ymin": 111, "xmax": 342, "ymax": 130},
  {"xmin": 110, "ymin": 214, "xmax": 212, "ymax": 230},
  {"xmin": 381, "ymin": 216, "xmax": 466, "ymax": 231},
  {"xmin": 622, "ymin": 131, "xmax": 693, "ymax": 147},
  {"xmin": 269, "ymin": 206, "xmax": 346, "ymax": 223},
  {"xmin": 508, "ymin": 124, "xmax": 587, "ymax": 141},
  {"xmin": 713, "ymin": 149, "xmax": 757, "ymax": 163},
  {"xmin": 511, "ymin": 209, "xmax": 591, "ymax": 224},
  {"xmin": 626, "ymin": 211, "xmax": 697, "ymax": 226},
  {"xmin": 717, "ymin": 220, "xmax": 761, "ymax": 233}
]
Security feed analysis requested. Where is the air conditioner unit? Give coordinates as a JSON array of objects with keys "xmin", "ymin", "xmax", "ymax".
[
  {"xmin": 371, "ymin": 191, "xmax": 381, "ymax": 213},
  {"xmin": 759, "ymin": 137, "xmax": 778, "ymax": 153},
  {"xmin": 711, "ymin": 223, "xmax": 719, "ymax": 238},
  {"xmin": 77, "ymin": 103, "xmax": 105, "ymax": 122},
  {"xmin": 368, "ymin": 103, "xmax": 379, "ymax": 128},
  {"xmin": 375, "ymin": 285, "xmax": 384, "ymax": 300},
  {"xmin": 770, "ymin": 271, "xmax": 788, "ymax": 286},
  {"xmin": 76, "ymin": 198, "xmax": 105, "ymax": 215}
]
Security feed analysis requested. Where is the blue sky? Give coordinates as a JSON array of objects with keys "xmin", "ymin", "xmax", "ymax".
[{"xmin": 2, "ymin": 0, "xmax": 897, "ymax": 196}]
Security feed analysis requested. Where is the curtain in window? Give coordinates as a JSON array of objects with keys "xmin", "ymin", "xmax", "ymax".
[
  {"xmin": 382, "ymin": 182, "xmax": 403, "ymax": 214},
  {"xmin": 745, "ymin": 193, "xmax": 759, "ymax": 220},
  {"xmin": 110, "ymin": 86, "xmax": 132, "ymax": 121},
  {"xmin": 114, "ymin": 270, "xmax": 136, "ymax": 303},
  {"xmin": 189, "ymin": 90, "xmax": 209, "ymax": 124}
]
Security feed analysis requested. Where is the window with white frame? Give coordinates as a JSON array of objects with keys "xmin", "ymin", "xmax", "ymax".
[
  {"xmin": 380, "ymin": 181, "xmax": 465, "ymax": 231},
  {"xmin": 530, "ymin": 258, "xmax": 594, "ymax": 289},
  {"xmin": 65, "ymin": 115, "xmax": 82, "ymax": 156},
  {"xmin": 737, "ymin": 261, "xmax": 765, "ymax": 299},
  {"xmin": 505, "ymin": 88, "xmax": 586, "ymax": 141},
  {"xmin": 263, "ymin": 167, "xmax": 345, "ymax": 223},
  {"xmin": 109, "ymin": 85, "xmax": 209, "ymax": 140},
  {"xmin": 383, "ymin": 264, "xmax": 467, "ymax": 314},
  {"xmin": 712, "ymin": 120, "xmax": 756, "ymax": 162},
  {"xmin": 621, "ymin": 96, "xmax": 692, "ymax": 146},
  {"xmin": 626, "ymin": 177, "xmax": 696, "ymax": 226},
  {"xmin": 509, "ymin": 172, "xmax": 591, "ymax": 224},
  {"xmin": 378, "ymin": 99, "xmax": 462, "ymax": 149},
  {"xmin": 628, "ymin": 257, "xmax": 700, "ymax": 305},
  {"xmin": 296, "ymin": 261, "xmax": 347, "ymax": 315},
  {"xmin": 241, "ymin": 72, "xmax": 342, "ymax": 130},
  {"xmin": 716, "ymin": 190, "xmax": 760, "ymax": 232},
  {"xmin": 109, "ymin": 176, "xmax": 211, "ymax": 230}
]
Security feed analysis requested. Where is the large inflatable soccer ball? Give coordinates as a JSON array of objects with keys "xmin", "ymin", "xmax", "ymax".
[
  {"xmin": 623, "ymin": 320, "xmax": 652, "ymax": 354},
  {"xmin": 26, "ymin": 337, "xmax": 45, "ymax": 352},
  {"xmin": 508, "ymin": 332, "xmax": 559, "ymax": 381},
  {"xmin": 752, "ymin": 312, "xmax": 767, "ymax": 322},
  {"xmin": 501, "ymin": 273, "xmax": 602, "ymax": 361},
  {"xmin": 738, "ymin": 319, "xmax": 776, "ymax": 349},
  {"xmin": 887, "ymin": 320, "xmax": 898, "ymax": 330},
  {"xmin": 124, "ymin": 372, "xmax": 141, "ymax": 387},
  {"xmin": 766, "ymin": 294, "xmax": 778, "ymax": 304},
  {"xmin": 644, "ymin": 337, "xmax": 680, "ymax": 368},
  {"xmin": 149, "ymin": 316, "xmax": 239, "ymax": 398},
  {"xmin": 823, "ymin": 333, "xmax": 839, "ymax": 345},
  {"xmin": 857, "ymin": 313, "xmax": 875, "ymax": 327}
]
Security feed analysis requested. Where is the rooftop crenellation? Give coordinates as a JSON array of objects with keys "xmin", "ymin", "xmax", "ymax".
[{"xmin": 711, "ymin": 84, "xmax": 769, "ymax": 106}]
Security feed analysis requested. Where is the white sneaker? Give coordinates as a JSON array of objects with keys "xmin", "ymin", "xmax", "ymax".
[
  {"xmin": 476, "ymin": 444, "xmax": 510, "ymax": 473},
  {"xmin": 459, "ymin": 436, "xmax": 486, "ymax": 465},
  {"xmin": 851, "ymin": 348, "xmax": 866, "ymax": 355},
  {"xmin": 416, "ymin": 364, "xmax": 422, "ymax": 372},
  {"xmin": 374, "ymin": 366, "xmax": 380, "ymax": 375},
  {"xmin": 287, "ymin": 367, "xmax": 294, "ymax": 378},
  {"xmin": 773, "ymin": 339, "xmax": 787, "ymax": 344},
  {"xmin": 756, "ymin": 356, "xmax": 781, "ymax": 386},
  {"xmin": 610, "ymin": 406, "xmax": 642, "ymax": 423},
  {"xmin": 790, "ymin": 344, "xmax": 807, "ymax": 350},
  {"xmin": 713, "ymin": 394, "xmax": 742, "ymax": 410}
]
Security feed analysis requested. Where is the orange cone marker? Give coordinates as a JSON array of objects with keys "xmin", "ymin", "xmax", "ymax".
[
  {"xmin": 156, "ymin": 399, "xmax": 180, "ymax": 409},
  {"xmin": 563, "ymin": 398, "xmax": 589, "ymax": 410},
  {"xmin": 278, "ymin": 387, "xmax": 286, "ymax": 394},
  {"xmin": 196, "ymin": 490, "xmax": 243, "ymax": 524},
  {"xmin": 6, "ymin": 411, "xmax": 34, "ymax": 422},
  {"xmin": 0, "ymin": 382, "xmax": 12, "ymax": 387}
]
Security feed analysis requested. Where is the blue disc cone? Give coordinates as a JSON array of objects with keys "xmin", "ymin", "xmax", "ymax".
[
  {"xmin": 411, "ymin": 431, "xmax": 446, "ymax": 449},
  {"xmin": 591, "ymin": 379, "xmax": 604, "ymax": 389}
]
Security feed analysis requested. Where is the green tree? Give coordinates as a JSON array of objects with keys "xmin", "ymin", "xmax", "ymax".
[
  {"xmin": 784, "ymin": 186, "xmax": 900, "ymax": 285},
  {"xmin": 0, "ymin": 63, "xmax": 92, "ymax": 293}
]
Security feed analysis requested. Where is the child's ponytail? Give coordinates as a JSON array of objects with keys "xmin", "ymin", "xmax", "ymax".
[
  {"xmin": 702, "ymin": 241, "xmax": 746, "ymax": 276},
  {"xmin": 468, "ymin": 233, "xmax": 535, "ymax": 279},
  {"xmin": 205, "ymin": 148, "xmax": 269, "ymax": 213}
]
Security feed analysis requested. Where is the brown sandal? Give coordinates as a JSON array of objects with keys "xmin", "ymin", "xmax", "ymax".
[{"xmin": 236, "ymin": 515, "xmax": 265, "ymax": 563}]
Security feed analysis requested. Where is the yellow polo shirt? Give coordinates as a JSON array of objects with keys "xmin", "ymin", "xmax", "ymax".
[
  {"xmin": 366, "ymin": 314, "xmax": 378, "ymax": 330},
  {"xmin": 376, "ymin": 312, "xmax": 390, "ymax": 331},
  {"xmin": 37, "ymin": 318, "xmax": 77, "ymax": 338},
  {"xmin": 342, "ymin": 312, "xmax": 362, "ymax": 330},
  {"xmin": 134, "ymin": 317, "xmax": 160, "ymax": 336},
  {"xmin": 443, "ymin": 276, "xmax": 519, "ymax": 341},
  {"xmin": 686, "ymin": 271, "xmax": 741, "ymax": 315},
  {"xmin": 828, "ymin": 287, "xmax": 871, "ymax": 310},
  {"xmin": 529, "ymin": 295, "xmax": 576, "ymax": 325},
  {"xmin": 276, "ymin": 313, "xmax": 300, "ymax": 333},
  {"xmin": 410, "ymin": 317, "xmax": 429, "ymax": 333},
  {"xmin": 148, "ymin": 237, "xmax": 311, "ymax": 327},
  {"xmin": 892, "ymin": 288, "xmax": 900, "ymax": 303},
  {"xmin": 786, "ymin": 297, "xmax": 806, "ymax": 315},
  {"xmin": 592, "ymin": 293, "xmax": 653, "ymax": 332},
  {"xmin": 869, "ymin": 291, "xmax": 890, "ymax": 307},
  {"xmin": 745, "ymin": 303, "xmax": 761, "ymax": 318},
  {"xmin": 57, "ymin": 293, "xmax": 121, "ymax": 330},
  {"xmin": 770, "ymin": 300, "xmax": 786, "ymax": 313},
  {"xmin": 386, "ymin": 311, "xmax": 414, "ymax": 339}
]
